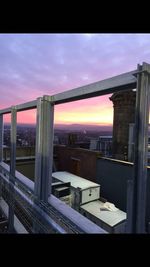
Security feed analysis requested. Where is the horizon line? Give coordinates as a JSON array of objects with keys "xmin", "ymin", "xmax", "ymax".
[{"xmin": 3, "ymin": 122, "xmax": 113, "ymax": 127}]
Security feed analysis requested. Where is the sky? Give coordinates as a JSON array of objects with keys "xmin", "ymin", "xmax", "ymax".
[{"xmin": 1, "ymin": 33, "xmax": 150, "ymax": 125}]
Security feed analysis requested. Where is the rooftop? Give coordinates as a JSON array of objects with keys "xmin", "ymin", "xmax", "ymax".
[{"xmin": 0, "ymin": 61, "xmax": 150, "ymax": 233}]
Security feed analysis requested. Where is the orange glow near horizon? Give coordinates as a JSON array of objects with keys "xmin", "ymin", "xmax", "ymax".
[
  {"xmin": 54, "ymin": 109, "xmax": 113, "ymax": 125},
  {"xmin": 3, "ymin": 95, "xmax": 113, "ymax": 126},
  {"xmin": 54, "ymin": 95, "xmax": 113, "ymax": 125}
]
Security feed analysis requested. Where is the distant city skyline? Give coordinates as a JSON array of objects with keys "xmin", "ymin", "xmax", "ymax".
[
  {"xmin": 3, "ymin": 121, "xmax": 113, "ymax": 131},
  {"xmin": 1, "ymin": 33, "xmax": 150, "ymax": 125}
]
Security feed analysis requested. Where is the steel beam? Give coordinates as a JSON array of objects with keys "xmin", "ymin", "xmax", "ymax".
[
  {"xmin": 10, "ymin": 107, "xmax": 17, "ymax": 179},
  {"xmin": 0, "ymin": 115, "xmax": 3, "ymax": 162},
  {"xmin": 51, "ymin": 70, "xmax": 137, "ymax": 104},
  {"xmin": 48, "ymin": 195, "xmax": 106, "ymax": 233},
  {"xmin": 0, "ymin": 163, "xmax": 104, "ymax": 233},
  {"xmin": 0, "ymin": 115, "xmax": 3, "ymax": 199},
  {"xmin": 131, "ymin": 62, "xmax": 150, "ymax": 233},
  {"xmin": 0, "ymin": 100, "xmax": 37, "ymax": 115},
  {"xmin": 34, "ymin": 97, "xmax": 54, "ymax": 203},
  {"xmin": 126, "ymin": 180, "xmax": 134, "ymax": 233},
  {"xmin": 0, "ymin": 174, "xmax": 66, "ymax": 233},
  {"xmin": 8, "ymin": 107, "xmax": 17, "ymax": 232},
  {"xmin": 16, "ymin": 99, "xmax": 37, "ymax": 112},
  {"xmin": 0, "ymin": 107, "xmax": 11, "ymax": 115}
]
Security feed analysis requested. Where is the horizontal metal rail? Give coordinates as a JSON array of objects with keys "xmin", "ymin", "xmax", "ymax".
[
  {"xmin": 0, "ymin": 162, "xmax": 34, "ymax": 192},
  {"xmin": 0, "ymin": 172, "xmax": 67, "ymax": 233},
  {"xmin": 0, "ymin": 100, "xmax": 37, "ymax": 115},
  {"xmin": 0, "ymin": 69, "xmax": 137, "ymax": 114},
  {"xmin": 51, "ymin": 70, "xmax": 137, "ymax": 104},
  {"xmin": 0, "ymin": 163, "xmax": 106, "ymax": 233},
  {"xmin": 0, "ymin": 66, "xmax": 139, "ymax": 233},
  {"xmin": 0, "ymin": 198, "xmax": 28, "ymax": 233},
  {"xmin": 48, "ymin": 195, "xmax": 106, "ymax": 234}
]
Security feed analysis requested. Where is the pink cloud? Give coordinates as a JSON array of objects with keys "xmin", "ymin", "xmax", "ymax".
[{"xmin": 1, "ymin": 34, "xmax": 150, "ymax": 125}]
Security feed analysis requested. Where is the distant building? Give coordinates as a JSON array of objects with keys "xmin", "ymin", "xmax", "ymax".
[
  {"xmin": 68, "ymin": 133, "xmax": 77, "ymax": 147},
  {"xmin": 90, "ymin": 136, "xmax": 112, "ymax": 157},
  {"xmin": 98, "ymin": 136, "xmax": 112, "ymax": 157},
  {"xmin": 89, "ymin": 139, "xmax": 98, "ymax": 150},
  {"xmin": 54, "ymin": 135, "xmax": 59, "ymax": 144}
]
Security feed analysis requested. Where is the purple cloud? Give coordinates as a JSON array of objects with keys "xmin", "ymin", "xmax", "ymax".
[{"xmin": 0, "ymin": 33, "xmax": 150, "ymax": 123}]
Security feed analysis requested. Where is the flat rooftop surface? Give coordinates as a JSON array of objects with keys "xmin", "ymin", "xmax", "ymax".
[
  {"xmin": 52, "ymin": 171, "xmax": 100, "ymax": 189},
  {"xmin": 80, "ymin": 200, "xmax": 126, "ymax": 227}
]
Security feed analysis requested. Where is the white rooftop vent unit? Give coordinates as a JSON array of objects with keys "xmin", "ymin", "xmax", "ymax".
[
  {"xmin": 52, "ymin": 171, "xmax": 100, "ymax": 210},
  {"xmin": 80, "ymin": 200, "xmax": 126, "ymax": 233}
]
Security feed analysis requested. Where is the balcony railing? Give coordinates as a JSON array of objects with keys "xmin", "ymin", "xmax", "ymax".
[{"xmin": 0, "ymin": 62, "xmax": 150, "ymax": 233}]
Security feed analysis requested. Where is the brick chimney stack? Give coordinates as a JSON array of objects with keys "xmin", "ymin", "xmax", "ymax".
[{"xmin": 110, "ymin": 90, "xmax": 136, "ymax": 160}]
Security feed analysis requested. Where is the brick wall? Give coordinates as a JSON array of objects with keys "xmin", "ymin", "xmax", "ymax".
[{"xmin": 54, "ymin": 145, "xmax": 101, "ymax": 182}]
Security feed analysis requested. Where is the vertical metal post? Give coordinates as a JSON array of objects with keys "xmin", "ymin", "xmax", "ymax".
[
  {"xmin": 0, "ymin": 115, "xmax": 3, "ymax": 200},
  {"xmin": 126, "ymin": 179, "xmax": 134, "ymax": 233},
  {"xmin": 128, "ymin": 123, "xmax": 134, "ymax": 162},
  {"xmin": 131, "ymin": 62, "xmax": 150, "ymax": 233},
  {"xmin": 8, "ymin": 107, "xmax": 17, "ymax": 232},
  {"xmin": 34, "ymin": 96, "xmax": 54, "ymax": 203},
  {"xmin": 0, "ymin": 115, "xmax": 3, "ymax": 162}
]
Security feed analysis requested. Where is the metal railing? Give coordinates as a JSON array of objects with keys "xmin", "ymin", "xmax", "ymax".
[
  {"xmin": 0, "ymin": 62, "xmax": 150, "ymax": 233},
  {"xmin": 0, "ymin": 161, "xmax": 105, "ymax": 233}
]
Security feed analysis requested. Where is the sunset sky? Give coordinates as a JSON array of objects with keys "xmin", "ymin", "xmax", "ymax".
[{"xmin": 1, "ymin": 33, "xmax": 150, "ymax": 125}]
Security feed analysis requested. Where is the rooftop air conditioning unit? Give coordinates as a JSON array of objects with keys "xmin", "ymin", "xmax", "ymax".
[{"xmin": 52, "ymin": 171, "xmax": 100, "ymax": 210}]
